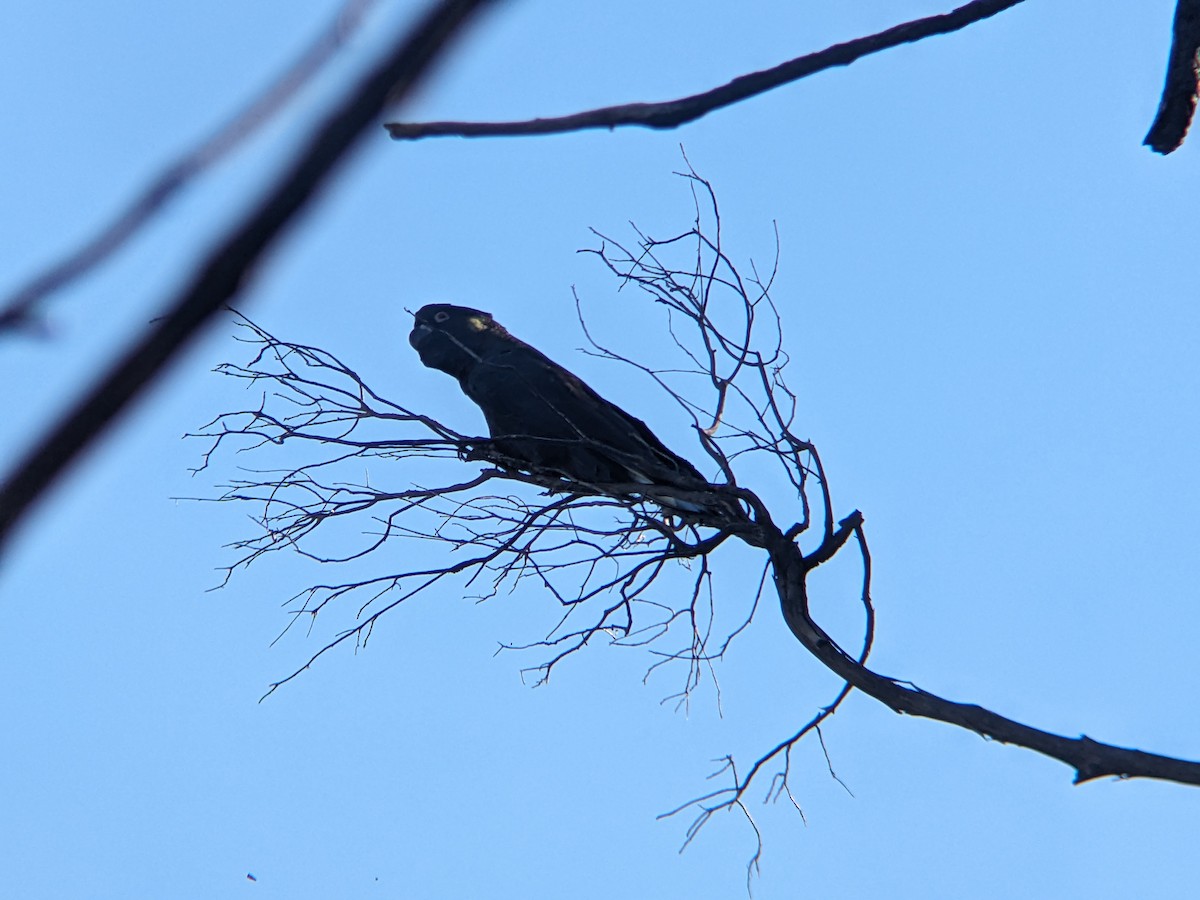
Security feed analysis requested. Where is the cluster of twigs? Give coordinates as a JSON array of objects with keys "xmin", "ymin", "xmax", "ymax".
[
  {"xmin": 192, "ymin": 170, "xmax": 1200, "ymax": 883},
  {"xmin": 191, "ymin": 318, "xmax": 721, "ymax": 692},
  {"xmin": 0, "ymin": 1, "xmax": 1192, "ymax": 886},
  {"xmin": 191, "ymin": 171, "xmax": 864, "ymax": 865}
]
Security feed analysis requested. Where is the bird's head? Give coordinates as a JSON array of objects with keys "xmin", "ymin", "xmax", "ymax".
[{"xmin": 409, "ymin": 303, "xmax": 500, "ymax": 377}]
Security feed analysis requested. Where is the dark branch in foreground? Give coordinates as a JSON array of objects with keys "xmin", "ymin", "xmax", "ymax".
[
  {"xmin": 194, "ymin": 169, "xmax": 1200, "ymax": 877},
  {"xmin": 386, "ymin": 0, "xmax": 1028, "ymax": 140},
  {"xmin": 0, "ymin": 0, "xmax": 379, "ymax": 335},
  {"xmin": 0, "ymin": 0, "xmax": 499, "ymax": 555},
  {"xmin": 1145, "ymin": 0, "xmax": 1200, "ymax": 153}
]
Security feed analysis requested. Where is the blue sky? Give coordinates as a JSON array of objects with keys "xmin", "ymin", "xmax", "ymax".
[{"xmin": 2, "ymin": 1, "xmax": 1198, "ymax": 897}]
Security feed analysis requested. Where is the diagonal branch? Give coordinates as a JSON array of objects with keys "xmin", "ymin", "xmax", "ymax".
[
  {"xmin": 192, "ymin": 171, "xmax": 1200, "ymax": 873},
  {"xmin": 0, "ymin": 0, "xmax": 500, "ymax": 555},
  {"xmin": 768, "ymin": 519, "xmax": 1200, "ymax": 787},
  {"xmin": 1144, "ymin": 0, "xmax": 1200, "ymax": 154},
  {"xmin": 0, "ymin": 0, "xmax": 378, "ymax": 334},
  {"xmin": 386, "ymin": 0, "xmax": 1028, "ymax": 141}
]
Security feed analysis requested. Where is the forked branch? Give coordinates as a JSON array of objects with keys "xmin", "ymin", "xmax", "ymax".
[{"xmin": 194, "ymin": 168, "xmax": 1200, "ymax": 876}]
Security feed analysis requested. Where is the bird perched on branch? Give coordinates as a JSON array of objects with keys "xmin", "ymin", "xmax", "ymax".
[{"xmin": 409, "ymin": 303, "xmax": 728, "ymax": 516}]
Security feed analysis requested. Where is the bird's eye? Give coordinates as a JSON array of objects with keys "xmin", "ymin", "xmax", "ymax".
[{"xmin": 434, "ymin": 311, "xmax": 450, "ymax": 323}]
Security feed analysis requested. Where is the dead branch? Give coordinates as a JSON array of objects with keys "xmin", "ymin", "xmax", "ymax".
[
  {"xmin": 0, "ymin": 0, "xmax": 380, "ymax": 335},
  {"xmin": 767, "ymin": 511, "xmax": 1200, "ymax": 787},
  {"xmin": 386, "ymin": 0, "xmax": 1029, "ymax": 141},
  {"xmin": 192, "ymin": 167, "xmax": 1200, "ymax": 875},
  {"xmin": 1145, "ymin": 0, "xmax": 1200, "ymax": 153},
  {"xmin": 0, "ymin": 0, "xmax": 499, "ymax": 556},
  {"xmin": 190, "ymin": 308, "xmax": 751, "ymax": 705}
]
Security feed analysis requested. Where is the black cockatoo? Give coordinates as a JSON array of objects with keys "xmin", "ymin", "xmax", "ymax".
[{"xmin": 409, "ymin": 303, "xmax": 724, "ymax": 514}]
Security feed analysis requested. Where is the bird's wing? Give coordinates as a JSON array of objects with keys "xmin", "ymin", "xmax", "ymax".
[{"xmin": 467, "ymin": 340, "xmax": 705, "ymax": 486}]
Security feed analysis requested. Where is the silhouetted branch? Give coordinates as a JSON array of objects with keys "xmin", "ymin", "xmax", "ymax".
[
  {"xmin": 0, "ymin": 0, "xmax": 379, "ymax": 335},
  {"xmin": 660, "ymin": 514, "xmax": 872, "ymax": 867},
  {"xmin": 385, "ymin": 0, "xmax": 1029, "ymax": 141},
  {"xmin": 193, "ymin": 169, "xmax": 1200, "ymax": 879},
  {"xmin": 1145, "ymin": 0, "xmax": 1200, "ymax": 153},
  {"xmin": 193, "ymin": 168, "xmax": 814, "ymax": 711},
  {"xmin": 0, "ymin": 0, "xmax": 499, "ymax": 555},
  {"xmin": 190, "ymin": 303, "xmax": 760, "ymax": 705},
  {"xmin": 766, "ymin": 514, "xmax": 1200, "ymax": 787}
]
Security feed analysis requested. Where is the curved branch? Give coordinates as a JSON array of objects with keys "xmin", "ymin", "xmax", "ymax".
[
  {"xmin": 0, "ymin": 0, "xmax": 499, "ymax": 555},
  {"xmin": 768, "ymin": 520, "xmax": 1200, "ymax": 787},
  {"xmin": 660, "ymin": 524, "xmax": 876, "ymax": 858},
  {"xmin": 386, "ymin": 0, "xmax": 1028, "ymax": 141},
  {"xmin": 192, "ymin": 167, "xmax": 1200, "ymax": 876},
  {"xmin": 1144, "ymin": 0, "xmax": 1200, "ymax": 154}
]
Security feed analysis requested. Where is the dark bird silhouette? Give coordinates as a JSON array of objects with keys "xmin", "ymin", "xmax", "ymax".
[{"xmin": 409, "ymin": 303, "xmax": 724, "ymax": 514}]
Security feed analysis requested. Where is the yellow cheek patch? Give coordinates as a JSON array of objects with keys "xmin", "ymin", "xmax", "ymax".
[{"xmin": 468, "ymin": 315, "xmax": 488, "ymax": 331}]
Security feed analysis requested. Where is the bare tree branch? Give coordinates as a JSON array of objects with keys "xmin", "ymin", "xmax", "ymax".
[
  {"xmin": 192, "ymin": 167, "xmax": 1200, "ymax": 876},
  {"xmin": 0, "ymin": 0, "xmax": 500, "ymax": 556},
  {"xmin": 768, "ymin": 511, "xmax": 1200, "ymax": 787},
  {"xmin": 385, "ymin": 0, "xmax": 1029, "ymax": 141},
  {"xmin": 1145, "ymin": 0, "xmax": 1200, "ymax": 153},
  {"xmin": 192, "ymin": 167, "xmax": 801, "ymax": 709},
  {"xmin": 0, "ymin": 0, "xmax": 379, "ymax": 335}
]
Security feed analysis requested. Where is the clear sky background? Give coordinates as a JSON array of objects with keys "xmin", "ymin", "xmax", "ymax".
[{"xmin": 2, "ymin": 1, "xmax": 1198, "ymax": 897}]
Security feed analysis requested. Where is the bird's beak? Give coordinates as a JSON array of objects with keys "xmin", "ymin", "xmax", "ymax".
[{"xmin": 408, "ymin": 323, "xmax": 431, "ymax": 349}]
